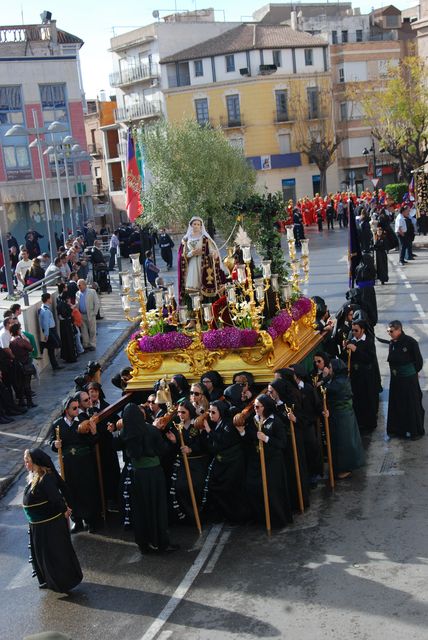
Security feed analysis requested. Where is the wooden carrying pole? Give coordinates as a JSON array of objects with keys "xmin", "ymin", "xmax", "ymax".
[
  {"xmin": 94, "ymin": 442, "xmax": 106, "ymax": 522},
  {"xmin": 178, "ymin": 423, "xmax": 202, "ymax": 535},
  {"xmin": 347, "ymin": 347, "xmax": 352, "ymax": 377},
  {"xmin": 256, "ymin": 421, "xmax": 272, "ymax": 536},
  {"xmin": 286, "ymin": 406, "xmax": 304, "ymax": 514},
  {"xmin": 320, "ymin": 387, "xmax": 335, "ymax": 491},
  {"xmin": 55, "ymin": 426, "xmax": 65, "ymax": 481}
]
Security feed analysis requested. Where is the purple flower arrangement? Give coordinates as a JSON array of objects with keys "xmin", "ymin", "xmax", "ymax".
[
  {"xmin": 202, "ymin": 327, "xmax": 259, "ymax": 350},
  {"xmin": 268, "ymin": 297, "xmax": 312, "ymax": 339},
  {"xmin": 138, "ymin": 332, "xmax": 192, "ymax": 353}
]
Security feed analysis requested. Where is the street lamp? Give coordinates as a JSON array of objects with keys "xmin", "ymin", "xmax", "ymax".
[
  {"xmin": 5, "ymin": 113, "xmax": 67, "ymax": 254},
  {"xmin": 70, "ymin": 145, "xmax": 92, "ymax": 231},
  {"xmin": 362, "ymin": 138, "xmax": 378, "ymax": 189}
]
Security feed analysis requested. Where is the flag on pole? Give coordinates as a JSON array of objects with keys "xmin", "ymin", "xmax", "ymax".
[
  {"xmin": 125, "ymin": 129, "xmax": 143, "ymax": 222},
  {"xmin": 348, "ymin": 199, "xmax": 362, "ymax": 288}
]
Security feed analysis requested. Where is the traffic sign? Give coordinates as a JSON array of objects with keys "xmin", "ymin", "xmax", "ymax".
[{"xmin": 371, "ymin": 178, "xmax": 380, "ymax": 188}]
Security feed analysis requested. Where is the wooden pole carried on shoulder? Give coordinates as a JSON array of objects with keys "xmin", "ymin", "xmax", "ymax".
[
  {"xmin": 55, "ymin": 426, "xmax": 65, "ymax": 481},
  {"xmin": 286, "ymin": 405, "xmax": 304, "ymax": 514},
  {"xmin": 320, "ymin": 386, "xmax": 335, "ymax": 491},
  {"xmin": 177, "ymin": 422, "xmax": 202, "ymax": 535},
  {"xmin": 256, "ymin": 419, "xmax": 271, "ymax": 536},
  {"xmin": 347, "ymin": 347, "xmax": 352, "ymax": 377}
]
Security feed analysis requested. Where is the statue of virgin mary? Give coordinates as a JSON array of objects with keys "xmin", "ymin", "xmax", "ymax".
[{"xmin": 178, "ymin": 216, "xmax": 223, "ymax": 303}]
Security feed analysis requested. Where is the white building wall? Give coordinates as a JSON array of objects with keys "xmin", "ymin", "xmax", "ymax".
[
  {"xmin": 294, "ymin": 47, "xmax": 325, "ymax": 73},
  {"xmin": 214, "ymin": 52, "xmax": 250, "ymax": 82},
  {"xmin": 341, "ymin": 136, "xmax": 372, "ymax": 157},
  {"xmin": 343, "ymin": 60, "xmax": 368, "ymax": 82},
  {"xmin": 6, "ymin": 59, "xmax": 83, "ymax": 103}
]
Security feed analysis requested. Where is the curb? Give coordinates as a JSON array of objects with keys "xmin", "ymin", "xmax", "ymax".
[{"xmin": 0, "ymin": 321, "xmax": 137, "ymax": 498}]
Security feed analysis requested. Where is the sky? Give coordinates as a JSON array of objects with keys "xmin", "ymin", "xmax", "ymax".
[{"xmin": 2, "ymin": 0, "xmax": 414, "ymax": 98}]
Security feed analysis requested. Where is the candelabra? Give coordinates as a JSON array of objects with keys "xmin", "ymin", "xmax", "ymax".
[
  {"xmin": 120, "ymin": 253, "xmax": 149, "ymax": 333},
  {"xmin": 286, "ymin": 228, "xmax": 310, "ymax": 292}
]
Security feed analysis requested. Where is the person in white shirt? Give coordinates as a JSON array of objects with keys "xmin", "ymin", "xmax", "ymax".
[
  {"xmin": 45, "ymin": 257, "xmax": 62, "ymax": 279},
  {"xmin": 15, "ymin": 248, "xmax": 32, "ymax": 289}
]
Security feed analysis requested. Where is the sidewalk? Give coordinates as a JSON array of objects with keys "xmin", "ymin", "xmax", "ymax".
[{"xmin": 0, "ymin": 270, "xmax": 136, "ymax": 496}]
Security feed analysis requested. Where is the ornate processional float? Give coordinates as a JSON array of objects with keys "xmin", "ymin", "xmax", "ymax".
[{"xmin": 120, "ymin": 221, "xmax": 323, "ymax": 391}]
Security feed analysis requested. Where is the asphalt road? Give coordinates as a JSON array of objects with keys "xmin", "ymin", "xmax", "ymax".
[{"xmin": 1, "ymin": 225, "xmax": 427, "ymax": 640}]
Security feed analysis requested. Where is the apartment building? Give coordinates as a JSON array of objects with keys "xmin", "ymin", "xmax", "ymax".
[{"xmin": 0, "ymin": 16, "xmax": 91, "ymax": 245}]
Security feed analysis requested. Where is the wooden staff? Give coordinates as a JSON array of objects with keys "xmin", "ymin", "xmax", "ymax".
[
  {"xmin": 285, "ymin": 405, "xmax": 304, "ymax": 514},
  {"xmin": 177, "ymin": 422, "xmax": 202, "ymax": 535},
  {"xmin": 347, "ymin": 346, "xmax": 352, "ymax": 377},
  {"xmin": 320, "ymin": 386, "xmax": 335, "ymax": 491},
  {"xmin": 256, "ymin": 419, "xmax": 271, "ymax": 536},
  {"xmin": 55, "ymin": 426, "xmax": 65, "ymax": 481}
]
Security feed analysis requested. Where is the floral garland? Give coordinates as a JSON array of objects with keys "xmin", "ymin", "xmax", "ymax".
[
  {"xmin": 202, "ymin": 326, "xmax": 259, "ymax": 351},
  {"xmin": 138, "ymin": 332, "xmax": 192, "ymax": 353},
  {"xmin": 268, "ymin": 296, "xmax": 312, "ymax": 340}
]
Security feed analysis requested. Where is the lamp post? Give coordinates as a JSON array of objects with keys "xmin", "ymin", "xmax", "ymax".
[
  {"xmin": 44, "ymin": 145, "xmax": 66, "ymax": 240},
  {"xmin": 5, "ymin": 112, "xmax": 67, "ymax": 254},
  {"xmin": 362, "ymin": 138, "xmax": 377, "ymax": 189}
]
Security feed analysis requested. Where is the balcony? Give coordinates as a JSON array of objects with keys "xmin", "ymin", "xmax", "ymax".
[
  {"xmin": 109, "ymin": 62, "xmax": 159, "ymax": 88},
  {"xmin": 88, "ymin": 143, "xmax": 102, "ymax": 157},
  {"xmin": 273, "ymin": 110, "xmax": 293, "ymax": 124},
  {"xmin": 115, "ymin": 100, "xmax": 162, "ymax": 123},
  {"xmin": 220, "ymin": 114, "xmax": 245, "ymax": 129}
]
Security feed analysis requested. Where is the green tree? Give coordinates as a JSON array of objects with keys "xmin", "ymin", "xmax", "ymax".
[
  {"xmin": 136, "ymin": 119, "xmax": 256, "ymax": 234},
  {"xmin": 356, "ymin": 56, "xmax": 428, "ymax": 181}
]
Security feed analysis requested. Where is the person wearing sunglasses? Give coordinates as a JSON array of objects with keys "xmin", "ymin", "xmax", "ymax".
[
  {"xmin": 190, "ymin": 383, "xmax": 209, "ymax": 416},
  {"xmin": 201, "ymin": 400, "xmax": 246, "ymax": 523},
  {"xmin": 346, "ymin": 320, "xmax": 381, "ymax": 432},
  {"xmin": 200, "ymin": 370, "xmax": 224, "ymax": 401},
  {"xmin": 166, "ymin": 399, "xmax": 209, "ymax": 523},
  {"xmin": 236, "ymin": 393, "xmax": 293, "ymax": 528},
  {"xmin": 50, "ymin": 396, "xmax": 101, "ymax": 533},
  {"xmin": 384, "ymin": 320, "xmax": 425, "ymax": 440}
]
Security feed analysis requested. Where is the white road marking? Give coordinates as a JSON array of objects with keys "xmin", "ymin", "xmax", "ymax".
[
  {"xmin": 410, "ymin": 293, "xmax": 418, "ymax": 302},
  {"xmin": 157, "ymin": 632, "xmax": 173, "ymax": 640},
  {"xmin": 398, "ymin": 272, "xmax": 406, "ymax": 281},
  {"xmin": 415, "ymin": 304, "xmax": 426, "ymax": 318},
  {"xmin": 405, "ymin": 283, "xmax": 412, "ymax": 289},
  {"xmin": 0, "ymin": 430, "xmax": 43, "ymax": 443},
  {"xmin": 5, "ymin": 563, "xmax": 30, "ymax": 590},
  {"xmin": 203, "ymin": 529, "xmax": 232, "ymax": 573},
  {"xmin": 338, "ymin": 255, "xmax": 348, "ymax": 263},
  {"xmin": 139, "ymin": 524, "xmax": 223, "ymax": 640}
]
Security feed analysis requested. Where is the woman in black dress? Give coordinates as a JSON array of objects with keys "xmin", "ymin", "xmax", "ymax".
[
  {"xmin": 167, "ymin": 399, "xmax": 210, "ymax": 523},
  {"xmin": 120, "ymin": 403, "xmax": 177, "ymax": 553},
  {"xmin": 200, "ymin": 370, "xmax": 225, "ymax": 401},
  {"xmin": 201, "ymin": 400, "xmax": 246, "ymax": 522},
  {"xmin": 56, "ymin": 283, "xmax": 77, "ymax": 363},
  {"xmin": 374, "ymin": 227, "xmax": 389, "ymax": 284},
  {"xmin": 22, "ymin": 448, "xmax": 82, "ymax": 593},
  {"xmin": 237, "ymin": 394, "xmax": 293, "ymax": 528},
  {"xmin": 346, "ymin": 320, "xmax": 380, "ymax": 431}
]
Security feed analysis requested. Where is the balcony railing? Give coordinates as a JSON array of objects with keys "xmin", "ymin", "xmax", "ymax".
[
  {"xmin": 220, "ymin": 114, "xmax": 245, "ymax": 129},
  {"xmin": 115, "ymin": 100, "xmax": 162, "ymax": 123},
  {"xmin": 88, "ymin": 143, "xmax": 102, "ymax": 157},
  {"xmin": 109, "ymin": 62, "xmax": 159, "ymax": 88},
  {"xmin": 273, "ymin": 110, "xmax": 293, "ymax": 124}
]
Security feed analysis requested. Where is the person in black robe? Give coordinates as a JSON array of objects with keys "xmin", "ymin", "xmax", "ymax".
[
  {"xmin": 384, "ymin": 321, "xmax": 425, "ymax": 439},
  {"xmin": 158, "ymin": 229, "xmax": 175, "ymax": 270},
  {"xmin": 223, "ymin": 383, "xmax": 247, "ymax": 418},
  {"xmin": 167, "ymin": 400, "xmax": 210, "ymax": 523},
  {"xmin": 268, "ymin": 377, "xmax": 310, "ymax": 510},
  {"xmin": 293, "ymin": 208, "xmax": 305, "ymax": 248},
  {"xmin": 200, "ymin": 370, "xmax": 225, "ymax": 401},
  {"xmin": 50, "ymin": 396, "xmax": 101, "ymax": 533},
  {"xmin": 374, "ymin": 228, "xmax": 389, "ymax": 284},
  {"xmin": 358, "ymin": 210, "xmax": 372, "ymax": 252},
  {"xmin": 119, "ymin": 403, "xmax": 178, "ymax": 553},
  {"xmin": 312, "ymin": 296, "xmax": 338, "ymax": 357},
  {"xmin": 323, "ymin": 359, "xmax": 365, "ymax": 479},
  {"xmin": 22, "ymin": 448, "xmax": 82, "ymax": 593},
  {"xmin": 334, "ymin": 303, "xmax": 358, "ymax": 358},
  {"xmin": 200, "ymin": 400, "xmax": 246, "ymax": 523},
  {"xmin": 56, "ymin": 285, "xmax": 78, "ymax": 363},
  {"xmin": 355, "ymin": 253, "xmax": 378, "ymax": 327},
  {"xmin": 346, "ymin": 320, "xmax": 380, "ymax": 431},
  {"xmin": 238, "ymin": 394, "xmax": 293, "ymax": 528},
  {"xmin": 87, "ymin": 382, "xmax": 120, "ymax": 508}
]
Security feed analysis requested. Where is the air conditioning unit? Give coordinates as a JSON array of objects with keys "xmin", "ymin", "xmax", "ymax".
[
  {"xmin": 240, "ymin": 68, "xmax": 251, "ymax": 76},
  {"xmin": 151, "ymin": 78, "xmax": 159, "ymax": 87},
  {"xmin": 259, "ymin": 64, "xmax": 277, "ymax": 75}
]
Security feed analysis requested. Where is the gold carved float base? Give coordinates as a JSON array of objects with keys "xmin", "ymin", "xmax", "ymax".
[{"xmin": 125, "ymin": 312, "xmax": 323, "ymax": 391}]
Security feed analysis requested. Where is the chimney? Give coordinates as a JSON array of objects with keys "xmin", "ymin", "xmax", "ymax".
[{"xmin": 290, "ymin": 10, "xmax": 297, "ymax": 30}]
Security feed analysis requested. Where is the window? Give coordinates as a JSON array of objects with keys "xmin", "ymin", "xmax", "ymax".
[
  {"xmin": 195, "ymin": 98, "xmax": 209, "ymax": 125},
  {"xmin": 4, "ymin": 146, "xmax": 30, "ymax": 169},
  {"xmin": 0, "ymin": 86, "xmax": 31, "ymax": 180},
  {"xmin": 339, "ymin": 67, "xmax": 345, "ymax": 83},
  {"xmin": 307, "ymin": 87, "xmax": 319, "ymax": 119},
  {"xmin": 0, "ymin": 86, "xmax": 24, "ymax": 124},
  {"xmin": 341, "ymin": 30, "xmax": 348, "ymax": 43},
  {"xmin": 229, "ymin": 136, "xmax": 244, "ymax": 151},
  {"xmin": 275, "ymin": 90, "xmax": 289, "ymax": 122},
  {"xmin": 356, "ymin": 29, "xmax": 363, "ymax": 42},
  {"xmin": 332, "ymin": 30, "xmax": 338, "ymax": 44},
  {"xmin": 282, "ymin": 178, "xmax": 296, "ymax": 203},
  {"xmin": 194, "ymin": 60, "xmax": 203, "ymax": 77},
  {"xmin": 340, "ymin": 102, "xmax": 347, "ymax": 121},
  {"xmin": 273, "ymin": 50, "xmax": 282, "ymax": 68},
  {"xmin": 304, "ymin": 49, "xmax": 313, "ymax": 66},
  {"xmin": 225, "ymin": 55, "xmax": 235, "ymax": 72},
  {"xmin": 312, "ymin": 175, "xmax": 321, "ymax": 196},
  {"xmin": 278, "ymin": 133, "xmax": 291, "ymax": 154},
  {"xmin": 226, "ymin": 94, "xmax": 241, "ymax": 126},
  {"xmin": 39, "ymin": 84, "xmax": 69, "ymax": 132},
  {"xmin": 385, "ymin": 14, "xmax": 399, "ymax": 28}
]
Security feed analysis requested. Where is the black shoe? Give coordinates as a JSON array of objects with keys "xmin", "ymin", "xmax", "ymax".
[
  {"xmin": 399, "ymin": 261, "xmax": 407, "ymax": 266},
  {"xmin": 0, "ymin": 416, "xmax": 14, "ymax": 424},
  {"xmin": 38, "ymin": 582, "xmax": 48, "ymax": 589},
  {"xmin": 86, "ymin": 346, "xmax": 96, "ymax": 352},
  {"xmin": 70, "ymin": 520, "xmax": 85, "ymax": 533},
  {"xmin": 27, "ymin": 403, "xmax": 38, "ymax": 409},
  {"xmin": 411, "ymin": 253, "xmax": 418, "ymax": 257},
  {"xmin": 160, "ymin": 543, "xmax": 180, "ymax": 554},
  {"xmin": 410, "ymin": 434, "xmax": 424, "ymax": 441},
  {"xmin": 7, "ymin": 407, "xmax": 26, "ymax": 415}
]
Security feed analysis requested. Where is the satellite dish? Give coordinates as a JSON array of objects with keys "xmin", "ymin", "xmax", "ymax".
[{"xmin": 152, "ymin": 10, "xmax": 159, "ymax": 19}]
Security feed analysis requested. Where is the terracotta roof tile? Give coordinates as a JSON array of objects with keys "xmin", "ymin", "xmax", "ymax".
[{"xmin": 161, "ymin": 24, "xmax": 327, "ymax": 63}]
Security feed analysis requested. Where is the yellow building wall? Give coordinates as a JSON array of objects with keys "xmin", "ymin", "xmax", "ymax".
[{"xmin": 164, "ymin": 74, "xmax": 339, "ymax": 198}]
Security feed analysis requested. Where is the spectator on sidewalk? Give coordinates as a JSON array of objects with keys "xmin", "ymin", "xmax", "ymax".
[
  {"xmin": 38, "ymin": 293, "xmax": 62, "ymax": 371},
  {"xmin": 395, "ymin": 204, "xmax": 412, "ymax": 266},
  {"xmin": 15, "ymin": 248, "xmax": 32, "ymax": 290},
  {"xmin": 38, "ymin": 252, "xmax": 51, "ymax": 271},
  {"xmin": 45, "ymin": 256, "xmax": 62, "ymax": 280},
  {"xmin": 9, "ymin": 304, "xmax": 39, "ymax": 358},
  {"xmin": 109, "ymin": 230, "xmax": 119, "ymax": 271},
  {"xmin": 9, "ymin": 323, "xmax": 37, "ymax": 409},
  {"xmin": 25, "ymin": 231, "xmax": 41, "ymax": 259},
  {"xmin": 76, "ymin": 279, "xmax": 100, "ymax": 351},
  {"xmin": 158, "ymin": 228, "xmax": 174, "ymax": 270},
  {"xmin": 144, "ymin": 250, "xmax": 160, "ymax": 288},
  {"xmin": 67, "ymin": 271, "xmax": 79, "ymax": 303},
  {"xmin": 26, "ymin": 258, "xmax": 45, "ymax": 284}
]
